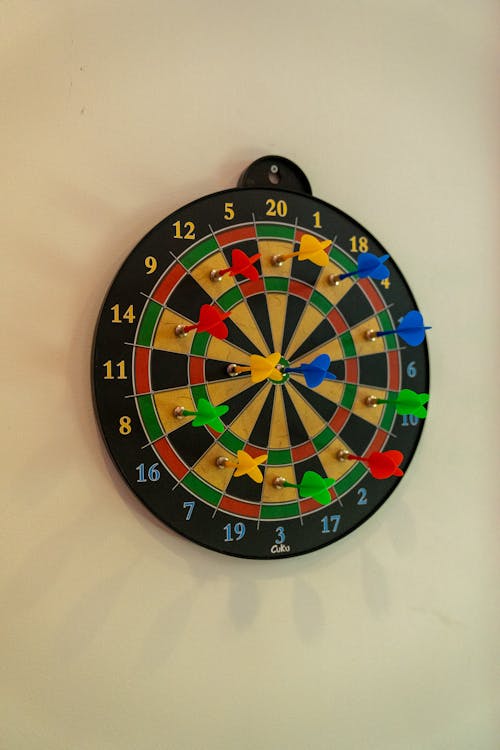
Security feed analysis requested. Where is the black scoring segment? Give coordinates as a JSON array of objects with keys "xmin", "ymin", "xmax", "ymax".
[
  {"xmin": 288, "ymin": 379, "xmax": 338, "ymax": 423},
  {"xmin": 168, "ymin": 422, "xmax": 214, "ymax": 468},
  {"xmin": 225, "ymin": 472, "xmax": 262, "ymax": 503},
  {"xmin": 359, "ymin": 352, "xmax": 388, "ymax": 388},
  {"xmin": 339, "ymin": 413, "xmax": 377, "ymax": 456},
  {"xmin": 246, "ymin": 293, "xmax": 274, "ymax": 353},
  {"xmin": 167, "ymin": 274, "xmax": 212, "ymax": 320},
  {"xmin": 335, "ymin": 284, "xmax": 374, "ymax": 327},
  {"xmin": 224, "ymin": 319, "xmax": 264, "ymax": 356},
  {"xmin": 329, "ymin": 359, "xmax": 345, "ymax": 381},
  {"xmin": 291, "ymin": 254, "xmax": 322, "ymax": 288},
  {"xmin": 288, "ymin": 318, "xmax": 336, "ymax": 364},
  {"xmin": 204, "ymin": 359, "xmax": 239, "ymax": 382},
  {"xmin": 295, "ymin": 454, "xmax": 326, "ymax": 476},
  {"xmin": 248, "ymin": 388, "xmax": 275, "ymax": 448},
  {"xmin": 282, "ymin": 295, "xmax": 307, "ymax": 355},
  {"xmin": 218, "ymin": 382, "xmax": 265, "ymax": 427},
  {"xmin": 150, "ymin": 350, "xmax": 189, "ymax": 391},
  {"xmin": 282, "ymin": 388, "xmax": 309, "ymax": 447}
]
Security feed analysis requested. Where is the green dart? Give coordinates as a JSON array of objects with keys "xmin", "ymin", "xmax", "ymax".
[
  {"xmin": 366, "ymin": 388, "xmax": 429, "ymax": 418},
  {"xmin": 273, "ymin": 470, "xmax": 335, "ymax": 505},
  {"xmin": 174, "ymin": 397, "xmax": 229, "ymax": 432}
]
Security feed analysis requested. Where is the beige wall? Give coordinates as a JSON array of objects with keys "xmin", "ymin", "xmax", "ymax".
[{"xmin": 1, "ymin": 2, "xmax": 498, "ymax": 748}]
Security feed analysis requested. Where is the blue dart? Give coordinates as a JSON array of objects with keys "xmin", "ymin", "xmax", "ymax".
[
  {"xmin": 338, "ymin": 252, "xmax": 390, "ymax": 281},
  {"xmin": 284, "ymin": 353, "xmax": 337, "ymax": 388},
  {"xmin": 370, "ymin": 310, "xmax": 431, "ymax": 347}
]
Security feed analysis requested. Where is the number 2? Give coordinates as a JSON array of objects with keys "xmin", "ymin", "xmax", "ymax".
[{"xmin": 357, "ymin": 488, "xmax": 368, "ymax": 505}]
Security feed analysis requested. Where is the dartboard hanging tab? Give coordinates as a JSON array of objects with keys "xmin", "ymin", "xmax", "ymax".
[{"xmin": 238, "ymin": 155, "xmax": 312, "ymax": 195}]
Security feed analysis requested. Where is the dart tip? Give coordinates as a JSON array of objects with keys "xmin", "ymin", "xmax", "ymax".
[
  {"xmin": 327, "ymin": 273, "xmax": 341, "ymax": 286},
  {"xmin": 273, "ymin": 476, "xmax": 286, "ymax": 489},
  {"xmin": 175, "ymin": 324, "xmax": 188, "ymax": 337}
]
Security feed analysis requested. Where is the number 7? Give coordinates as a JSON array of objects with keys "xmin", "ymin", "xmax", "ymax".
[{"xmin": 183, "ymin": 501, "xmax": 195, "ymax": 520}]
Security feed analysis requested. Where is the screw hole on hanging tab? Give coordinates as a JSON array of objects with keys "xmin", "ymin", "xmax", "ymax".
[
  {"xmin": 268, "ymin": 165, "xmax": 280, "ymax": 185},
  {"xmin": 237, "ymin": 156, "xmax": 312, "ymax": 194}
]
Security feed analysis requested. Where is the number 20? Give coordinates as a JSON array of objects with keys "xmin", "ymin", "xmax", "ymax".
[{"xmin": 266, "ymin": 199, "xmax": 287, "ymax": 217}]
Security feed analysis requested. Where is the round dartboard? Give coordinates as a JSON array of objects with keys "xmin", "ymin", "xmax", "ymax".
[{"xmin": 93, "ymin": 157, "xmax": 430, "ymax": 559}]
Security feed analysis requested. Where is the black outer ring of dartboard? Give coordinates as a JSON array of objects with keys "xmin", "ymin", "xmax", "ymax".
[{"xmin": 91, "ymin": 186, "xmax": 430, "ymax": 559}]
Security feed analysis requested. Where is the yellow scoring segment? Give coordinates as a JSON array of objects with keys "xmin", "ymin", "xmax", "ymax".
[{"xmin": 228, "ymin": 450, "xmax": 268, "ymax": 483}]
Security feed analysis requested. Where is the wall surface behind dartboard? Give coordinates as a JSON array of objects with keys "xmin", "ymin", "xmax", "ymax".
[{"xmin": 1, "ymin": 2, "xmax": 498, "ymax": 749}]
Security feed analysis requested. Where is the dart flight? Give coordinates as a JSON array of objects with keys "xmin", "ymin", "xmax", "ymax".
[
  {"xmin": 374, "ymin": 310, "xmax": 431, "ymax": 347},
  {"xmin": 180, "ymin": 398, "xmax": 229, "ymax": 432},
  {"xmin": 273, "ymin": 234, "xmax": 332, "ymax": 267},
  {"xmin": 225, "ymin": 450, "xmax": 268, "ymax": 483},
  {"xmin": 279, "ymin": 471, "xmax": 335, "ymax": 505},
  {"xmin": 176, "ymin": 304, "xmax": 231, "ymax": 340},
  {"xmin": 338, "ymin": 252, "xmax": 390, "ymax": 281},
  {"xmin": 341, "ymin": 450, "xmax": 404, "ymax": 479},
  {"xmin": 284, "ymin": 353, "xmax": 337, "ymax": 388},
  {"xmin": 376, "ymin": 389, "xmax": 429, "ymax": 418},
  {"xmin": 230, "ymin": 352, "xmax": 284, "ymax": 383}
]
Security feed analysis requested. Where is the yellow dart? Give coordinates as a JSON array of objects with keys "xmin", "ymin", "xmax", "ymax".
[
  {"xmin": 217, "ymin": 451, "xmax": 268, "ymax": 483},
  {"xmin": 249, "ymin": 352, "xmax": 283, "ymax": 382},
  {"xmin": 228, "ymin": 352, "xmax": 284, "ymax": 383},
  {"xmin": 272, "ymin": 234, "xmax": 332, "ymax": 267}
]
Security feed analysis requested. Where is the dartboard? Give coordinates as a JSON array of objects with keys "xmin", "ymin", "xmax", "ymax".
[{"xmin": 93, "ymin": 157, "xmax": 430, "ymax": 559}]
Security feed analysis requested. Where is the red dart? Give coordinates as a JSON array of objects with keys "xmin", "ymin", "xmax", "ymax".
[
  {"xmin": 181, "ymin": 304, "xmax": 231, "ymax": 340},
  {"xmin": 214, "ymin": 250, "xmax": 261, "ymax": 281},
  {"xmin": 342, "ymin": 450, "xmax": 404, "ymax": 479},
  {"xmin": 229, "ymin": 249, "xmax": 261, "ymax": 280}
]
